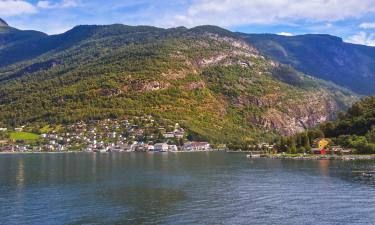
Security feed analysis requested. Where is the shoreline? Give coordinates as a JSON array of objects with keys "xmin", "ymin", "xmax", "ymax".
[
  {"xmin": 2, "ymin": 151, "xmax": 375, "ymax": 160},
  {"xmin": 0, "ymin": 150, "xmax": 222, "ymax": 154},
  {"xmin": 262, "ymin": 154, "xmax": 375, "ymax": 161}
]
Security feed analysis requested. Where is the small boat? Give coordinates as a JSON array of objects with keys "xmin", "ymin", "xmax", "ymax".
[
  {"xmin": 362, "ymin": 172, "xmax": 373, "ymax": 178},
  {"xmin": 246, "ymin": 154, "xmax": 260, "ymax": 158}
]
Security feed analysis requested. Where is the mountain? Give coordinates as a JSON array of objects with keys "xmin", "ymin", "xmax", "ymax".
[
  {"xmin": 0, "ymin": 18, "xmax": 8, "ymax": 27},
  {"xmin": 0, "ymin": 24, "xmax": 358, "ymax": 143},
  {"xmin": 242, "ymin": 33, "xmax": 375, "ymax": 95}
]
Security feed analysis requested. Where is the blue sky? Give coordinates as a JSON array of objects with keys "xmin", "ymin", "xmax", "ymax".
[{"xmin": 1, "ymin": 0, "xmax": 375, "ymax": 46}]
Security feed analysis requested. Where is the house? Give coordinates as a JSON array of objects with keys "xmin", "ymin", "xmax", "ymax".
[
  {"xmin": 329, "ymin": 146, "xmax": 352, "ymax": 154},
  {"xmin": 14, "ymin": 127, "xmax": 23, "ymax": 132},
  {"xmin": 174, "ymin": 131, "xmax": 185, "ymax": 139},
  {"xmin": 168, "ymin": 145, "xmax": 178, "ymax": 151},
  {"xmin": 312, "ymin": 148, "xmax": 326, "ymax": 155},
  {"xmin": 313, "ymin": 138, "xmax": 330, "ymax": 149},
  {"xmin": 146, "ymin": 145, "xmax": 155, "ymax": 151},
  {"xmin": 183, "ymin": 142, "xmax": 211, "ymax": 151},
  {"xmin": 0, "ymin": 128, "xmax": 7, "ymax": 132},
  {"xmin": 311, "ymin": 138, "xmax": 330, "ymax": 154},
  {"xmin": 163, "ymin": 132, "xmax": 175, "ymax": 138},
  {"xmin": 154, "ymin": 143, "xmax": 169, "ymax": 152}
]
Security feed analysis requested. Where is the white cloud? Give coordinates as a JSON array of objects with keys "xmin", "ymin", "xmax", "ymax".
[
  {"xmin": 359, "ymin": 22, "xmax": 375, "ymax": 29},
  {"xmin": 346, "ymin": 32, "xmax": 375, "ymax": 46},
  {"xmin": 37, "ymin": 0, "xmax": 79, "ymax": 9},
  {"xmin": 157, "ymin": 0, "xmax": 375, "ymax": 27},
  {"xmin": 0, "ymin": 0, "xmax": 37, "ymax": 16},
  {"xmin": 277, "ymin": 32, "xmax": 293, "ymax": 36}
]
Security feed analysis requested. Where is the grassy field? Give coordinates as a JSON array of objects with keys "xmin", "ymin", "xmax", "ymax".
[{"xmin": 10, "ymin": 132, "xmax": 40, "ymax": 141}]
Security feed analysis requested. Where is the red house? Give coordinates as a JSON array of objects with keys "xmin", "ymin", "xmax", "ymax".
[{"xmin": 312, "ymin": 148, "xmax": 327, "ymax": 155}]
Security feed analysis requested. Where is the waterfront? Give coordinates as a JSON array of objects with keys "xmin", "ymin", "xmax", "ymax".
[{"xmin": 1, "ymin": 152, "xmax": 375, "ymax": 225}]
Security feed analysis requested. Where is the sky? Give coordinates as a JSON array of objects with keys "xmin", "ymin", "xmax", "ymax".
[{"xmin": 1, "ymin": 0, "xmax": 375, "ymax": 46}]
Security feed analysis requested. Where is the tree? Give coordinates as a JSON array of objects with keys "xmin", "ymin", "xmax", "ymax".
[
  {"xmin": 301, "ymin": 132, "xmax": 311, "ymax": 152},
  {"xmin": 287, "ymin": 137, "xmax": 297, "ymax": 154},
  {"xmin": 365, "ymin": 126, "xmax": 375, "ymax": 143}
]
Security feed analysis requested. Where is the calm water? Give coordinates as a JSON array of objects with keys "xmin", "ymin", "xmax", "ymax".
[{"xmin": 1, "ymin": 152, "xmax": 375, "ymax": 225}]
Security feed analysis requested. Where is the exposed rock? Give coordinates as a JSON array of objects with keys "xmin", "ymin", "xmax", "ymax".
[
  {"xmin": 236, "ymin": 94, "xmax": 280, "ymax": 107},
  {"xmin": 183, "ymin": 81, "xmax": 206, "ymax": 90},
  {"xmin": 130, "ymin": 81, "xmax": 171, "ymax": 92},
  {"xmin": 250, "ymin": 91, "xmax": 339, "ymax": 135}
]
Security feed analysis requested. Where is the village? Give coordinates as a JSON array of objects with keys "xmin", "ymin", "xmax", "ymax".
[
  {"xmin": 0, "ymin": 115, "xmax": 212, "ymax": 153},
  {"xmin": 0, "ymin": 115, "xmax": 359, "ymax": 157}
]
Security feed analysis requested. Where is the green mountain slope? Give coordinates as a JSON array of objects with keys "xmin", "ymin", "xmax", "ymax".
[
  {"xmin": 242, "ymin": 33, "xmax": 375, "ymax": 95},
  {"xmin": 0, "ymin": 24, "xmax": 358, "ymax": 143}
]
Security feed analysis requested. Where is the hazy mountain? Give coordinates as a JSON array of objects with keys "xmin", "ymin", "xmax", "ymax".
[
  {"xmin": 0, "ymin": 18, "xmax": 8, "ymax": 27},
  {"xmin": 242, "ymin": 33, "xmax": 375, "ymax": 95}
]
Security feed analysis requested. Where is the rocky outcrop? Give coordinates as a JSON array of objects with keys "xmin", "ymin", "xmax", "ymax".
[
  {"xmin": 250, "ymin": 91, "xmax": 340, "ymax": 135},
  {"xmin": 127, "ymin": 81, "xmax": 171, "ymax": 92},
  {"xmin": 183, "ymin": 81, "xmax": 206, "ymax": 90}
]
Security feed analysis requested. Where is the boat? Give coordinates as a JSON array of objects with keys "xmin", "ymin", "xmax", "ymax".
[
  {"xmin": 246, "ymin": 153, "xmax": 260, "ymax": 158},
  {"xmin": 362, "ymin": 172, "xmax": 373, "ymax": 178}
]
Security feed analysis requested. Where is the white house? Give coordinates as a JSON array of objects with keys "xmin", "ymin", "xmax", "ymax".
[
  {"xmin": 15, "ymin": 127, "xmax": 23, "ymax": 132},
  {"xmin": 184, "ymin": 142, "xmax": 211, "ymax": 151},
  {"xmin": 163, "ymin": 132, "xmax": 175, "ymax": 138},
  {"xmin": 154, "ymin": 143, "xmax": 169, "ymax": 152},
  {"xmin": 168, "ymin": 145, "xmax": 178, "ymax": 151}
]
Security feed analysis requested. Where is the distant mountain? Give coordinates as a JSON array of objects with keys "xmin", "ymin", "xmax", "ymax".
[
  {"xmin": 242, "ymin": 33, "xmax": 375, "ymax": 95},
  {"xmin": 0, "ymin": 24, "xmax": 358, "ymax": 143},
  {"xmin": 0, "ymin": 18, "xmax": 8, "ymax": 27}
]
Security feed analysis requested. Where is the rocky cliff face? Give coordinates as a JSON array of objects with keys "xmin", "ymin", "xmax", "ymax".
[
  {"xmin": 196, "ymin": 32, "xmax": 358, "ymax": 135},
  {"xmin": 249, "ymin": 91, "xmax": 340, "ymax": 135}
]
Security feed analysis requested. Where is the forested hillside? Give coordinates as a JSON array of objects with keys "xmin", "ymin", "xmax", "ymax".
[{"xmin": 0, "ymin": 23, "xmax": 358, "ymax": 144}]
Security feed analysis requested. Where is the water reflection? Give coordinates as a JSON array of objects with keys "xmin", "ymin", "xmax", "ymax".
[
  {"xmin": 317, "ymin": 159, "xmax": 330, "ymax": 177},
  {"xmin": 16, "ymin": 158, "xmax": 25, "ymax": 189}
]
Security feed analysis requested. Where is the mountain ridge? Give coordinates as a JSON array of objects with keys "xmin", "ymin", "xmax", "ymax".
[
  {"xmin": 0, "ymin": 24, "xmax": 360, "ymax": 143},
  {"xmin": 0, "ymin": 18, "xmax": 8, "ymax": 27},
  {"xmin": 242, "ymin": 33, "xmax": 375, "ymax": 95}
]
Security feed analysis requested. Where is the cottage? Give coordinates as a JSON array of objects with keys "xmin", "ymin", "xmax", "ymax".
[
  {"xmin": 312, "ymin": 138, "xmax": 330, "ymax": 154},
  {"xmin": 183, "ymin": 142, "xmax": 211, "ymax": 151},
  {"xmin": 312, "ymin": 148, "xmax": 326, "ymax": 155},
  {"xmin": 147, "ymin": 145, "xmax": 155, "ymax": 151},
  {"xmin": 168, "ymin": 145, "xmax": 178, "ymax": 151},
  {"xmin": 163, "ymin": 132, "xmax": 175, "ymax": 138},
  {"xmin": 313, "ymin": 138, "xmax": 330, "ymax": 149},
  {"xmin": 154, "ymin": 143, "xmax": 169, "ymax": 152},
  {"xmin": 14, "ymin": 127, "xmax": 23, "ymax": 132},
  {"xmin": 174, "ymin": 131, "xmax": 185, "ymax": 139}
]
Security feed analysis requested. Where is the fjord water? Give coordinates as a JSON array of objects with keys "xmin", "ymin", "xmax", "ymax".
[{"xmin": 1, "ymin": 152, "xmax": 375, "ymax": 225}]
